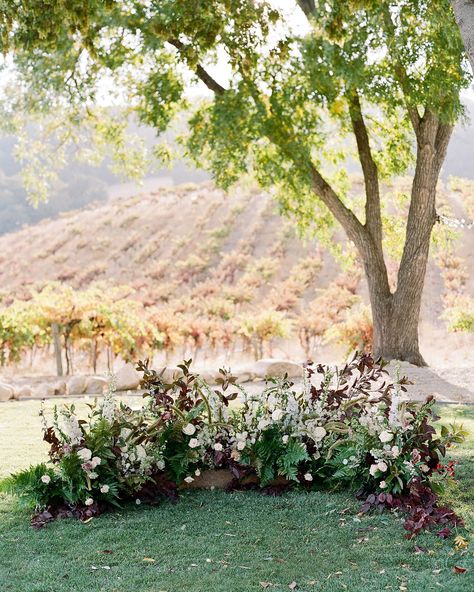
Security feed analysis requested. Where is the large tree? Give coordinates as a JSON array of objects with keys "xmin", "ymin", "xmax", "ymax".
[{"xmin": 1, "ymin": 0, "xmax": 471, "ymax": 365}]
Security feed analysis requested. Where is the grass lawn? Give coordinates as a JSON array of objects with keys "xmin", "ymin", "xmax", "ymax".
[{"xmin": 0, "ymin": 400, "xmax": 473, "ymax": 592}]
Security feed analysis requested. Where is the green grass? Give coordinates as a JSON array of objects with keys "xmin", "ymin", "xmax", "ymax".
[{"xmin": 0, "ymin": 402, "xmax": 473, "ymax": 592}]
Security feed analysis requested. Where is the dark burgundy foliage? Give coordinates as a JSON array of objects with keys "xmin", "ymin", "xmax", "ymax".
[
  {"xmin": 31, "ymin": 502, "xmax": 102, "ymax": 529},
  {"xmin": 359, "ymin": 478, "xmax": 463, "ymax": 537},
  {"xmin": 134, "ymin": 474, "xmax": 179, "ymax": 505}
]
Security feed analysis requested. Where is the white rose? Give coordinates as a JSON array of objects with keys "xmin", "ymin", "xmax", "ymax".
[
  {"xmin": 379, "ymin": 431, "xmax": 393, "ymax": 443},
  {"xmin": 213, "ymin": 443, "xmax": 223, "ymax": 452},
  {"xmin": 85, "ymin": 497, "xmax": 94, "ymax": 506},
  {"xmin": 313, "ymin": 427, "xmax": 327, "ymax": 441},
  {"xmin": 156, "ymin": 460, "xmax": 165, "ymax": 471},
  {"xmin": 236, "ymin": 431, "xmax": 248, "ymax": 441},
  {"xmin": 377, "ymin": 461, "xmax": 388, "ymax": 472},
  {"xmin": 89, "ymin": 472, "xmax": 98, "ymax": 480},
  {"xmin": 91, "ymin": 456, "xmax": 101, "ymax": 468},
  {"xmin": 257, "ymin": 419, "xmax": 271, "ymax": 431},
  {"xmin": 271, "ymin": 409, "xmax": 284, "ymax": 421},
  {"xmin": 303, "ymin": 473, "xmax": 313, "ymax": 482},
  {"xmin": 420, "ymin": 464, "xmax": 430, "ymax": 473},
  {"xmin": 194, "ymin": 469, "xmax": 201, "ymax": 476},
  {"xmin": 379, "ymin": 481, "xmax": 387, "ymax": 489},
  {"xmin": 230, "ymin": 450, "xmax": 241, "ymax": 461},
  {"xmin": 282, "ymin": 435, "xmax": 289, "ymax": 444},
  {"xmin": 182, "ymin": 423, "xmax": 196, "ymax": 436},
  {"xmin": 188, "ymin": 438, "xmax": 199, "ymax": 448},
  {"xmin": 391, "ymin": 445, "xmax": 400, "ymax": 458},
  {"xmin": 369, "ymin": 463, "xmax": 379, "ymax": 477},
  {"xmin": 41, "ymin": 474, "xmax": 51, "ymax": 484},
  {"xmin": 184, "ymin": 476, "xmax": 194, "ymax": 484},
  {"xmin": 77, "ymin": 448, "xmax": 92, "ymax": 462},
  {"xmin": 237, "ymin": 440, "xmax": 246, "ymax": 451},
  {"xmin": 100, "ymin": 484, "xmax": 110, "ymax": 494}
]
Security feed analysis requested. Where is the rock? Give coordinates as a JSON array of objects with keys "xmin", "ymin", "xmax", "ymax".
[
  {"xmin": 67, "ymin": 376, "xmax": 87, "ymax": 395},
  {"xmin": 85, "ymin": 376, "xmax": 108, "ymax": 395},
  {"xmin": 14, "ymin": 385, "xmax": 33, "ymax": 399},
  {"xmin": 53, "ymin": 381, "xmax": 67, "ymax": 396},
  {"xmin": 234, "ymin": 371, "xmax": 252, "ymax": 384},
  {"xmin": 159, "ymin": 366, "xmax": 184, "ymax": 383},
  {"xmin": 115, "ymin": 363, "xmax": 141, "ymax": 391},
  {"xmin": 0, "ymin": 382, "xmax": 14, "ymax": 402},
  {"xmin": 252, "ymin": 359, "xmax": 304, "ymax": 379},
  {"xmin": 180, "ymin": 469, "xmax": 235, "ymax": 490}
]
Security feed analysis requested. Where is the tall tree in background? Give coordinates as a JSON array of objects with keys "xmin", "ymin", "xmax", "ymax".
[
  {"xmin": 0, "ymin": 0, "xmax": 471, "ymax": 365},
  {"xmin": 451, "ymin": 0, "xmax": 474, "ymax": 71}
]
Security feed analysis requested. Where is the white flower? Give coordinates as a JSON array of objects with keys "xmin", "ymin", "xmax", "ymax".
[
  {"xmin": 271, "ymin": 409, "xmax": 284, "ymax": 421},
  {"xmin": 379, "ymin": 481, "xmax": 387, "ymax": 489},
  {"xmin": 303, "ymin": 473, "xmax": 313, "ymax": 482},
  {"xmin": 257, "ymin": 419, "xmax": 271, "ymax": 431},
  {"xmin": 89, "ymin": 472, "xmax": 98, "ymax": 480},
  {"xmin": 377, "ymin": 461, "xmax": 388, "ymax": 473},
  {"xmin": 379, "ymin": 431, "xmax": 393, "ymax": 443},
  {"xmin": 100, "ymin": 484, "xmax": 110, "ymax": 494},
  {"xmin": 420, "ymin": 464, "xmax": 430, "ymax": 473},
  {"xmin": 156, "ymin": 460, "xmax": 165, "ymax": 471},
  {"xmin": 236, "ymin": 431, "xmax": 248, "ymax": 441},
  {"xmin": 342, "ymin": 459, "xmax": 348, "ymax": 465},
  {"xmin": 282, "ymin": 435, "xmax": 289, "ymax": 444},
  {"xmin": 188, "ymin": 438, "xmax": 199, "ymax": 449},
  {"xmin": 391, "ymin": 445, "xmax": 400, "ymax": 458},
  {"xmin": 182, "ymin": 423, "xmax": 196, "ymax": 436},
  {"xmin": 77, "ymin": 448, "xmax": 92, "ymax": 462},
  {"xmin": 369, "ymin": 463, "xmax": 379, "ymax": 477},
  {"xmin": 313, "ymin": 427, "xmax": 327, "ymax": 442},
  {"xmin": 135, "ymin": 446, "xmax": 146, "ymax": 461},
  {"xmin": 194, "ymin": 469, "xmax": 201, "ymax": 477},
  {"xmin": 237, "ymin": 440, "xmax": 246, "ymax": 451},
  {"xmin": 230, "ymin": 450, "xmax": 241, "ymax": 461},
  {"xmin": 85, "ymin": 497, "xmax": 94, "ymax": 506},
  {"xmin": 136, "ymin": 498, "xmax": 141, "ymax": 505},
  {"xmin": 91, "ymin": 456, "xmax": 101, "ymax": 468},
  {"xmin": 184, "ymin": 476, "xmax": 194, "ymax": 484},
  {"xmin": 41, "ymin": 474, "xmax": 51, "ymax": 484},
  {"xmin": 213, "ymin": 443, "xmax": 223, "ymax": 452}
]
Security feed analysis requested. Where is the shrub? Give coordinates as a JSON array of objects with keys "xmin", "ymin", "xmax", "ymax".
[{"xmin": 1, "ymin": 355, "xmax": 465, "ymax": 536}]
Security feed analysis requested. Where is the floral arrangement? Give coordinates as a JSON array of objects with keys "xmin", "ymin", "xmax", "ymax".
[{"xmin": 1, "ymin": 354, "xmax": 466, "ymax": 535}]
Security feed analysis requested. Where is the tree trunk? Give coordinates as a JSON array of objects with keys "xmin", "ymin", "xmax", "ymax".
[
  {"xmin": 369, "ymin": 289, "xmax": 426, "ymax": 366},
  {"xmin": 52, "ymin": 323, "xmax": 63, "ymax": 376},
  {"xmin": 360, "ymin": 113, "xmax": 449, "ymax": 366},
  {"xmin": 451, "ymin": 0, "xmax": 474, "ymax": 72}
]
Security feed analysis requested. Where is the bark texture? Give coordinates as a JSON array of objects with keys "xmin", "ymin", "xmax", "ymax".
[{"xmin": 451, "ymin": 0, "xmax": 474, "ymax": 72}]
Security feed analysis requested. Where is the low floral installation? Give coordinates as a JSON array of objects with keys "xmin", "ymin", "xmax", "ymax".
[{"xmin": 1, "ymin": 354, "xmax": 467, "ymax": 537}]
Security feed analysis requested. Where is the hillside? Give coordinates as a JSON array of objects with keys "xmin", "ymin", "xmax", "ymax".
[
  {"xmin": 1, "ymin": 177, "xmax": 474, "ymax": 366},
  {"xmin": 1, "ymin": 98, "xmax": 473, "ymax": 235}
]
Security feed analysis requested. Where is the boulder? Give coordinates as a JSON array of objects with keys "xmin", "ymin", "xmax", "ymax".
[
  {"xmin": 14, "ymin": 385, "xmax": 33, "ymax": 399},
  {"xmin": 67, "ymin": 375, "xmax": 87, "ymax": 396},
  {"xmin": 159, "ymin": 366, "xmax": 184, "ymax": 383},
  {"xmin": 85, "ymin": 376, "xmax": 108, "ymax": 395},
  {"xmin": 0, "ymin": 382, "xmax": 14, "ymax": 402},
  {"xmin": 253, "ymin": 359, "xmax": 304, "ymax": 379},
  {"xmin": 115, "ymin": 363, "xmax": 141, "ymax": 391},
  {"xmin": 53, "ymin": 380, "xmax": 67, "ymax": 396}
]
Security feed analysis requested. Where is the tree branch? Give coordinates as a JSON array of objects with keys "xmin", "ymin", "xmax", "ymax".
[
  {"xmin": 381, "ymin": 8, "xmax": 422, "ymax": 137},
  {"xmin": 348, "ymin": 92, "xmax": 382, "ymax": 247},
  {"xmin": 296, "ymin": 0, "xmax": 316, "ymax": 17},
  {"xmin": 309, "ymin": 165, "xmax": 366, "ymax": 247},
  {"xmin": 168, "ymin": 38, "xmax": 226, "ymax": 95}
]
